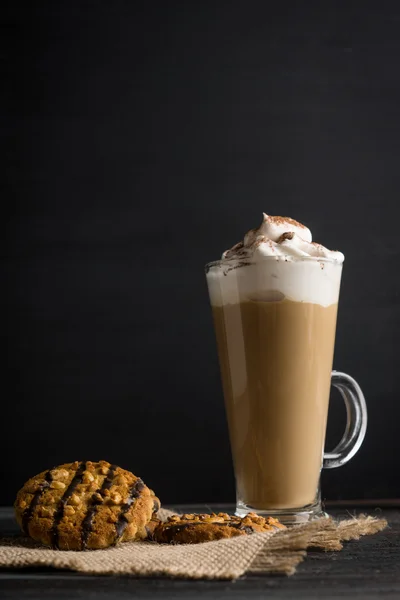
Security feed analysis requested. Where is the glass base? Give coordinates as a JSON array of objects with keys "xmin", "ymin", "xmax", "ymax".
[{"xmin": 235, "ymin": 500, "xmax": 328, "ymax": 526}]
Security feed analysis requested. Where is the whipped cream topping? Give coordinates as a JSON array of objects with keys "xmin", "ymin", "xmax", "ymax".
[
  {"xmin": 207, "ymin": 213, "xmax": 344, "ymax": 307},
  {"xmin": 222, "ymin": 213, "xmax": 344, "ymax": 263}
]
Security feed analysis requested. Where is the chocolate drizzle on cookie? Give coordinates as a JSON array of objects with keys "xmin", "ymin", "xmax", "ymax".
[
  {"xmin": 22, "ymin": 470, "xmax": 53, "ymax": 535},
  {"xmin": 114, "ymin": 478, "xmax": 145, "ymax": 542},
  {"xmin": 81, "ymin": 464, "xmax": 117, "ymax": 550},
  {"xmin": 50, "ymin": 461, "xmax": 86, "ymax": 549}
]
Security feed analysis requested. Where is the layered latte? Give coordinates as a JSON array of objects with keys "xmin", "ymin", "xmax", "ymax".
[{"xmin": 206, "ymin": 214, "xmax": 344, "ymax": 510}]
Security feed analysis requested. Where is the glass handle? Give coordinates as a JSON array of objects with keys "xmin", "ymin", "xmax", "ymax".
[{"xmin": 323, "ymin": 371, "xmax": 368, "ymax": 469}]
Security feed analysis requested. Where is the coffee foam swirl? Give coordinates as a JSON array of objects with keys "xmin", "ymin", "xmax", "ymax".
[{"xmin": 222, "ymin": 214, "xmax": 344, "ymax": 263}]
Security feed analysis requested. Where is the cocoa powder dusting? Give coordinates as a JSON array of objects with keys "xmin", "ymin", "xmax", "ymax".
[{"xmin": 270, "ymin": 216, "xmax": 306, "ymax": 229}]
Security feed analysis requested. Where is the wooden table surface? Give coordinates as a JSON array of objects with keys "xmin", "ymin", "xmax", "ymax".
[{"xmin": 0, "ymin": 504, "xmax": 399, "ymax": 599}]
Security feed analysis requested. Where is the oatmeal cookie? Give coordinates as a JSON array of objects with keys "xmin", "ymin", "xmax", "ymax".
[
  {"xmin": 14, "ymin": 460, "xmax": 160, "ymax": 550},
  {"xmin": 150, "ymin": 512, "xmax": 285, "ymax": 544}
]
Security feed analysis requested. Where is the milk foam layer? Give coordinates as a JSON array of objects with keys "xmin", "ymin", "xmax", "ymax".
[{"xmin": 207, "ymin": 214, "xmax": 344, "ymax": 307}]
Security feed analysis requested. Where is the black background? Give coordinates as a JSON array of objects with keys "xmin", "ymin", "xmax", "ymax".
[{"xmin": 3, "ymin": 1, "xmax": 400, "ymax": 506}]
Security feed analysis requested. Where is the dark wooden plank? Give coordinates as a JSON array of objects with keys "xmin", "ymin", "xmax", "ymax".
[{"xmin": 0, "ymin": 506, "xmax": 398, "ymax": 599}]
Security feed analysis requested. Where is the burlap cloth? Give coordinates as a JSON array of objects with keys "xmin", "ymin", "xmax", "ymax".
[{"xmin": 0, "ymin": 508, "xmax": 387, "ymax": 580}]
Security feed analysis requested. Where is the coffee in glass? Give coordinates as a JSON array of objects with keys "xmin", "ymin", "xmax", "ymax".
[{"xmin": 206, "ymin": 214, "xmax": 367, "ymax": 524}]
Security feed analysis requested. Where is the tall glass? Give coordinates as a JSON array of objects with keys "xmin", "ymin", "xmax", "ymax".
[{"xmin": 206, "ymin": 256, "xmax": 367, "ymax": 524}]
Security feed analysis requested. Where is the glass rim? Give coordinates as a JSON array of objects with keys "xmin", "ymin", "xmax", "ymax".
[{"xmin": 205, "ymin": 255, "xmax": 344, "ymax": 271}]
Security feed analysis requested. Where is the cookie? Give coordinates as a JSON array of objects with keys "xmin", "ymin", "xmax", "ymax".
[
  {"xmin": 14, "ymin": 460, "xmax": 160, "ymax": 550},
  {"xmin": 150, "ymin": 512, "xmax": 285, "ymax": 544}
]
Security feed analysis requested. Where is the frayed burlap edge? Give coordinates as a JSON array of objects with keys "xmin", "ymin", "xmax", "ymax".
[
  {"xmin": 309, "ymin": 514, "xmax": 388, "ymax": 551},
  {"xmin": 248, "ymin": 515, "xmax": 388, "ymax": 576}
]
